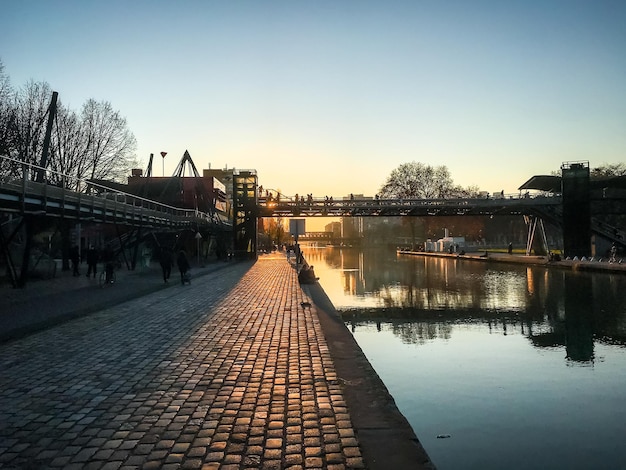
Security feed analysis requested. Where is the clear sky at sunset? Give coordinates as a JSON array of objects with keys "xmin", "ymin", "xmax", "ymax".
[{"xmin": 3, "ymin": 1, "xmax": 625, "ymax": 202}]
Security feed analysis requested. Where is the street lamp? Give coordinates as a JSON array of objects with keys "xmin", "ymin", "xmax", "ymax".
[{"xmin": 160, "ymin": 151, "xmax": 167, "ymax": 176}]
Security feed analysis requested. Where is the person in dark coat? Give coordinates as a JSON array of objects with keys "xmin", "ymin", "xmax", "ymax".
[
  {"xmin": 85, "ymin": 246, "xmax": 98, "ymax": 278},
  {"xmin": 159, "ymin": 247, "xmax": 173, "ymax": 283},
  {"xmin": 176, "ymin": 250, "xmax": 190, "ymax": 285},
  {"xmin": 70, "ymin": 245, "xmax": 80, "ymax": 276},
  {"xmin": 298, "ymin": 264, "xmax": 319, "ymax": 284},
  {"xmin": 102, "ymin": 247, "xmax": 116, "ymax": 283}
]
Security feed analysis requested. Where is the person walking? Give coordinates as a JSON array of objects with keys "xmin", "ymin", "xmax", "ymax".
[
  {"xmin": 85, "ymin": 246, "xmax": 98, "ymax": 278},
  {"xmin": 176, "ymin": 250, "xmax": 190, "ymax": 285},
  {"xmin": 70, "ymin": 245, "xmax": 80, "ymax": 276},
  {"xmin": 159, "ymin": 246, "xmax": 173, "ymax": 283},
  {"xmin": 102, "ymin": 247, "xmax": 116, "ymax": 284}
]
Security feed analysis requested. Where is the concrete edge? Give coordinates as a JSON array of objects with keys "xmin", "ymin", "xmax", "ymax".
[{"xmin": 303, "ymin": 282, "xmax": 436, "ymax": 470}]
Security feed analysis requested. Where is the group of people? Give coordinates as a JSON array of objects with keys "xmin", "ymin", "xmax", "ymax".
[
  {"xmin": 159, "ymin": 247, "xmax": 190, "ymax": 285},
  {"xmin": 285, "ymin": 243, "xmax": 319, "ymax": 284},
  {"xmin": 293, "ymin": 193, "xmax": 315, "ymax": 205},
  {"xmin": 298, "ymin": 263, "xmax": 318, "ymax": 284},
  {"xmin": 69, "ymin": 245, "xmax": 115, "ymax": 281},
  {"xmin": 260, "ymin": 188, "xmax": 280, "ymax": 203},
  {"xmin": 69, "ymin": 244, "xmax": 192, "ymax": 286}
]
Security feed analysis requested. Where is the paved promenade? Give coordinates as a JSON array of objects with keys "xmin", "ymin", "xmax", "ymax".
[{"xmin": 0, "ymin": 255, "xmax": 432, "ymax": 469}]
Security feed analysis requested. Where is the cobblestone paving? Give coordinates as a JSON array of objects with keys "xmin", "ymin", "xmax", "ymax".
[{"xmin": 0, "ymin": 255, "xmax": 364, "ymax": 469}]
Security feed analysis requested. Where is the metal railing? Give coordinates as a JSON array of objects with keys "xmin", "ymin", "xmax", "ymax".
[
  {"xmin": 0, "ymin": 155, "xmax": 230, "ymax": 230},
  {"xmin": 258, "ymin": 192, "xmax": 563, "ymax": 218}
]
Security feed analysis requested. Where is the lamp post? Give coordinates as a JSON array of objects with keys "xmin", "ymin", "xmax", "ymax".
[
  {"xmin": 160, "ymin": 151, "xmax": 167, "ymax": 176},
  {"xmin": 195, "ymin": 232, "xmax": 203, "ymax": 266}
]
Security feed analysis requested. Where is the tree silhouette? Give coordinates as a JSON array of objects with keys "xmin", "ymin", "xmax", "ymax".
[
  {"xmin": 379, "ymin": 162, "xmax": 455, "ymax": 199},
  {"xmin": 378, "ymin": 162, "xmax": 480, "ymax": 247},
  {"xmin": 0, "ymin": 60, "xmax": 137, "ymax": 188}
]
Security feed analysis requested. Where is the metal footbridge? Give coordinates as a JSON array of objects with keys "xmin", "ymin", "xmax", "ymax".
[
  {"xmin": 257, "ymin": 194, "xmax": 562, "ymax": 219},
  {"xmin": 0, "ymin": 177, "xmax": 228, "ymax": 230}
]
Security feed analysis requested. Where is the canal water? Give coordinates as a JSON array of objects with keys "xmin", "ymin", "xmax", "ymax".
[{"xmin": 302, "ymin": 246, "xmax": 626, "ymax": 470}]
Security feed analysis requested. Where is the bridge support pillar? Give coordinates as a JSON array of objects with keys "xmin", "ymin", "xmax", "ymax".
[
  {"xmin": 525, "ymin": 215, "xmax": 549, "ymax": 256},
  {"xmin": 561, "ymin": 162, "xmax": 591, "ymax": 258},
  {"xmin": 17, "ymin": 215, "xmax": 36, "ymax": 288},
  {"xmin": 0, "ymin": 216, "xmax": 25, "ymax": 288}
]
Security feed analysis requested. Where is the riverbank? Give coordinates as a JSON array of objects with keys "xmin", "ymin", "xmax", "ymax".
[{"xmin": 397, "ymin": 249, "xmax": 626, "ymax": 274}]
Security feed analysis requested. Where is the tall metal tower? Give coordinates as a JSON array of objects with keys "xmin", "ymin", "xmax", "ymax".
[
  {"xmin": 561, "ymin": 161, "xmax": 591, "ymax": 258},
  {"xmin": 232, "ymin": 170, "xmax": 258, "ymax": 259}
]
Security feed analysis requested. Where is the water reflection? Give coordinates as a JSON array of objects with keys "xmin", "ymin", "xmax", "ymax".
[
  {"xmin": 304, "ymin": 246, "xmax": 626, "ymax": 469},
  {"xmin": 305, "ymin": 246, "xmax": 626, "ymax": 364}
]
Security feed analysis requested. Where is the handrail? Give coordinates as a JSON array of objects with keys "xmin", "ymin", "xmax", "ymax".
[
  {"xmin": 259, "ymin": 192, "xmax": 562, "ymax": 207},
  {"xmin": 0, "ymin": 155, "xmax": 229, "ymax": 227}
]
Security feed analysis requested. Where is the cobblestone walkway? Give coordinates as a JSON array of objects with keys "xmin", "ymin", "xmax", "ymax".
[{"xmin": 0, "ymin": 255, "xmax": 364, "ymax": 469}]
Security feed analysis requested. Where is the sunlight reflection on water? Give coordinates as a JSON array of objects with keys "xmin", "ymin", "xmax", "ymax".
[{"xmin": 304, "ymin": 246, "xmax": 626, "ymax": 470}]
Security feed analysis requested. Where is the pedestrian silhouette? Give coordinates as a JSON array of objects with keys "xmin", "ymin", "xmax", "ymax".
[
  {"xmin": 298, "ymin": 264, "xmax": 319, "ymax": 284},
  {"xmin": 85, "ymin": 246, "xmax": 98, "ymax": 278},
  {"xmin": 177, "ymin": 250, "xmax": 190, "ymax": 285},
  {"xmin": 70, "ymin": 245, "xmax": 80, "ymax": 276},
  {"xmin": 159, "ymin": 246, "xmax": 173, "ymax": 283},
  {"xmin": 102, "ymin": 247, "xmax": 115, "ymax": 283}
]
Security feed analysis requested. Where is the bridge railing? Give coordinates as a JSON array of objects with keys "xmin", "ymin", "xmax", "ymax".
[
  {"xmin": 258, "ymin": 192, "xmax": 560, "ymax": 205},
  {"xmin": 0, "ymin": 155, "xmax": 230, "ymax": 229},
  {"xmin": 257, "ymin": 192, "xmax": 562, "ymax": 217}
]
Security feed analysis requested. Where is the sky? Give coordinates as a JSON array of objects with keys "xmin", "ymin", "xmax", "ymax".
[{"xmin": 3, "ymin": 1, "xmax": 626, "ymax": 204}]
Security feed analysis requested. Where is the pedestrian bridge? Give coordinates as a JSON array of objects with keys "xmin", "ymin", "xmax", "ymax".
[
  {"xmin": 257, "ymin": 193, "xmax": 562, "ymax": 219},
  {"xmin": 0, "ymin": 174, "xmax": 229, "ymax": 231}
]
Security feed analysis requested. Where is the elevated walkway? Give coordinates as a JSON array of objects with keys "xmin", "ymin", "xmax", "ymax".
[
  {"xmin": 258, "ymin": 193, "xmax": 562, "ymax": 218},
  {"xmin": 0, "ymin": 177, "xmax": 228, "ymax": 231}
]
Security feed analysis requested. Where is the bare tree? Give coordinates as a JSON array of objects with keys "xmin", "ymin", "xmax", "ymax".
[
  {"xmin": 552, "ymin": 162, "xmax": 626, "ymax": 179},
  {"xmin": 0, "ymin": 59, "xmax": 14, "ymax": 157},
  {"xmin": 262, "ymin": 217, "xmax": 287, "ymax": 246},
  {"xmin": 81, "ymin": 99, "xmax": 137, "ymax": 185},
  {"xmin": 0, "ymin": 80, "xmax": 53, "ymax": 181},
  {"xmin": 378, "ymin": 162, "xmax": 481, "ymax": 247},
  {"xmin": 0, "ymin": 59, "xmax": 10, "ymax": 101},
  {"xmin": 48, "ymin": 103, "xmax": 86, "ymax": 190},
  {"xmin": 590, "ymin": 163, "xmax": 626, "ymax": 234},
  {"xmin": 379, "ymin": 162, "xmax": 457, "ymax": 199},
  {"xmin": 12, "ymin": 81, "xmax": 52, "ymax": 168},
  {"xmin": 1, "ymin": 63, "xmax": 139, "ymax": 188},
  {"xmin": 591, "ymin": 162, "xmax": 626, "ymax": 178}
]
